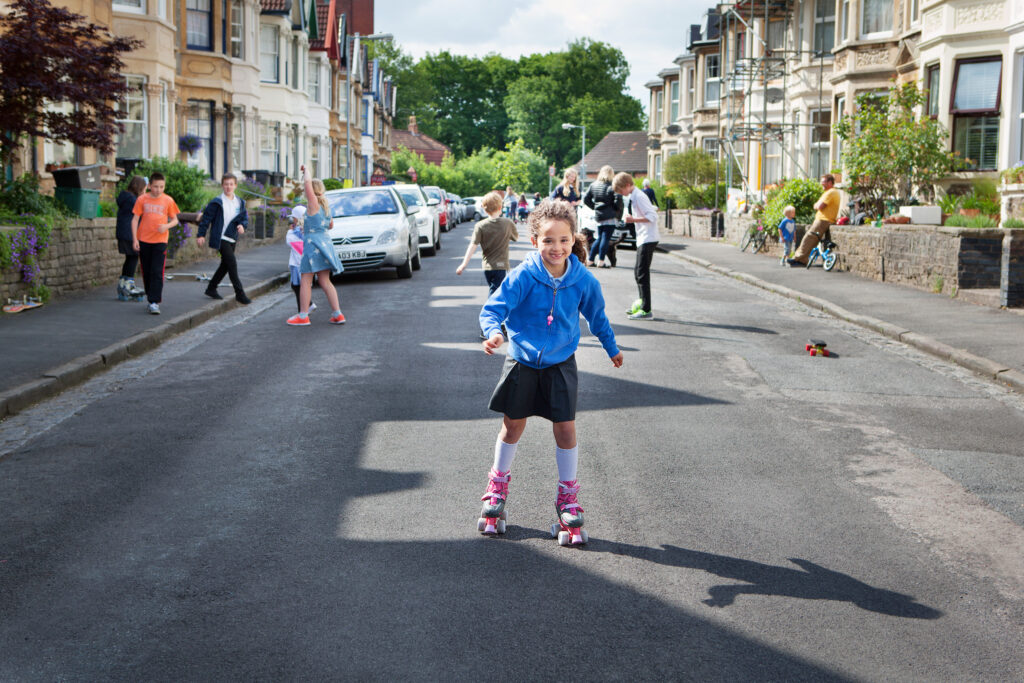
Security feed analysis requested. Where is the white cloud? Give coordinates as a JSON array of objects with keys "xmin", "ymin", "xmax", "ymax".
[{"xmin": 376, "ymin": 0, "xmax": 710, "ymax": 112}]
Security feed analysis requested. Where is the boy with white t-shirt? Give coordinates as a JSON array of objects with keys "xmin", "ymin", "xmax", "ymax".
[{"xmin": 612, "ymin": 172, "xmax": 660, "ymax": 320}]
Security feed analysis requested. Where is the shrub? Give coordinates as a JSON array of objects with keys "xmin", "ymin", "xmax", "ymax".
[
  {"xmin": 1003, "ymin": 217, "xmax": 1024, "ymax": 228},
  {"xmin": 668, "ymin": 183, "xmax": 727, "ymax": 211},
  {"xmin": 761, "ymin": 178, "xmax": 822, "ymax": 237},
  {"xmin": 322, "ymin": 178, "xmax": 344, "ymax": 191},
  {"xmin": 99, "ymin": 199, "xmax": 118, "ymax": 217},
  {"xmin": 117, "ymin": 157, "xmax": 208, "ymax": 212},
  {"xmin": 0, "ymin": 174, "xmax": 72, "ymax": 297},
  {"xmin": 945, "ymin": 213, "xmax": 998, "ymax": 228}
]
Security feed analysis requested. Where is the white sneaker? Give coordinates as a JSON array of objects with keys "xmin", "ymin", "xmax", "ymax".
[
  {"xmin": 148, "ymin": 303, "xmax": 160, "ymax": 315},
  {"xmin": 309, "ymin": 302, "xmax": 317, "ymax": 313}
]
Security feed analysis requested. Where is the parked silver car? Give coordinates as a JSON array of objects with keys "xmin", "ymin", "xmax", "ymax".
[
  {"xmin": 392, "ymin": 183, "xmax": 441, "ymax": 257},
  {"xmin": 325, "ymin": 186, "xmax": 421, "ymax": 278}
]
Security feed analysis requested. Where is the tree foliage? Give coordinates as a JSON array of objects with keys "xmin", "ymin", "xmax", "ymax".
[
  {"xmin": 0, "ymin": 0, "xmax": 142, "ymax": 165},
  {"xmin": 760, "ymin": 178, "xmax": 823, "ymax": 236},
  {"xmin": 391, "ymin": 142, "xmax": 547, "ymax": 198},
  {"xmin": 380, "ymin": 39, "xmax": 644, "ymax": 171},
  {"xmin": 834, "ymin": 82, "xmax": 962, "ymax": 214},
  {"xmin": 664, "ymin": 149, "xmax": 718, "ymax": 187}
]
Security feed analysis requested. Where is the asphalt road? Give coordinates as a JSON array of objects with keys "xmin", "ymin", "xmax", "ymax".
[{"xmin": 2, "ymin": 222, "xmax": 1023, "ymax": 681}]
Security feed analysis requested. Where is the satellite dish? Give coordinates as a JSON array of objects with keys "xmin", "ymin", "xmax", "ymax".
[
  {"xmin": 666, "ymin": 124, "xmax": 682, "ymax": 135},
  {"xmin": 766, "ymin": 87, "xmax": 784, "ymax": 103},
  {"xmin": 687, "ymin": 123, "xmax": 695, "ymax": 133}
]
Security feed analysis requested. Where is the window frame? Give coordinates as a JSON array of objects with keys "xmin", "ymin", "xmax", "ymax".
[
  {"xmin": 860, "ymin": 0, "xmax": 893, "ymax": 40},
  {"xmin": 229, "ymin": 0, "xmax": 243, "ymax": 59},
  {"xmin": 260, "ymin": 120, "xmax": 280, "ymax": 172},
  {"xmin": 686, "ymin": 67, "xmax": 695, "ymax": 113},
  {"xmin": 705, "ymin": 54, "xmax": 721, "ymax": 106},
  {"xmin": 813, "ymin": 0, "xmax": 835, "ymax": 56},
  {"xmin": 308, "ymin": 58, "xmax": 320, "ymax": 103},
  {"xmin": 669, "ymin": 80, "xmax": 680, "ymax": 122},
  {"xmin": 950, "ymin": 57, "xmax": 1003, "ymax": 171},
  {"xmin": 112, "ymin": 0, "xmax": 146, "ymax": 14},
  {"xmin": 186, "ymin": 0, "xmax": 213, "ymax": 51},
  {"xmin": 230, "ymin": 107, "xmax": 244, "ymax": 172},
  {"xmin": 185, "ymin": 99, "xmax": 215, "ymax": 177},
  {"xmin": 839, "ymin": 0, "xmax": 849, "ymax": 44},
  {"xmin": 810, "ymin": 108, "xmax": 831, "ymax": 177},
  {"xmin": 925, "ymin": 64, "xmax": 940, "ymax": 119},
  {"xmin": 116, "ymin": 74, "xmax": 148, "ymax": 160},
  {"xmin": 260, "ymin": 25, "xmax": 279, "ymax": 83}
]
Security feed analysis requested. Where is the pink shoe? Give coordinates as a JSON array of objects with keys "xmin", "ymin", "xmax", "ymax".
[
  {"xmin": 477, "ymin": 468, "xmax": 510, "ymax": 535},
  {"xmin": 552, "ymin": 480, "xmax": 587, "ymax": 546}
]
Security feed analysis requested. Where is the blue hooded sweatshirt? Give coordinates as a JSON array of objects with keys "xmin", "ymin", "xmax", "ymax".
[{"xmin": 480, "ymin": 251, "xmax": 620, "ymax": 369}]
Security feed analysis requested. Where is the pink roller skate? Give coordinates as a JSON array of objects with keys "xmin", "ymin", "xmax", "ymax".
[
  {"xmin": 477, "ymin": 468, "xmax": 510, "ymax": 535},
  {"xmin": 551, "ymin": 480, "xmax": 588, "ymax": 546}
]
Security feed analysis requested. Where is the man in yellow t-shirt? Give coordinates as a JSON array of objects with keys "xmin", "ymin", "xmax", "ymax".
[
  {"xmin": 789, "ymin": 174, "xmax": 839, "ymax": 266},
  {"xmin": 131, "ymin": 172, "xmax": 180, "ymax": 314}
]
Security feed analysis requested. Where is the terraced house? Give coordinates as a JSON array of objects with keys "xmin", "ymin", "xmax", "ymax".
[
  {"xmin": 6, "ymin": 0, "xmax": 394, "ymax": 190},
  {"xmin": 647, "ymin": 0, "xmax": 1024, "ymax": 198}
]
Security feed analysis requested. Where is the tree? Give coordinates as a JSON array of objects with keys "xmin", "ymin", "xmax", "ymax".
[
  {"xmin": 664, "ymin": 149, "xmax": 718, "ymax": 187},
  {"xmin": 0, "ymin": 0, "xmax": 142, "ymax": 166},
  {"xmin": 493, "ymin": 138, "xmax": 547, "ymax": 192},
  {"xmin": 834, "ymin": 82, "xmax": 962, "ymax": 215}
]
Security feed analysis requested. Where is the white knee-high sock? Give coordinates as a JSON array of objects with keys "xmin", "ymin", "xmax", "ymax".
[
  {"xmin": 555, "ymin": 446, "xmax": 578, "ymax": 482},
  {"xmin": 493, "ymin": 439, "xmax": 518, "ymax": 473}
]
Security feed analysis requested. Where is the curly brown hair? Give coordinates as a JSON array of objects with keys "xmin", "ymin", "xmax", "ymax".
[{"xmin": 527, "ymin": 198, "xmax": 588, "ymax": 262}]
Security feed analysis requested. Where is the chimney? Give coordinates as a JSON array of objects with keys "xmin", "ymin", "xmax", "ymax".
[{"xmin": 409, "ymin": 115, "xmax": 419, "ymax": 135}]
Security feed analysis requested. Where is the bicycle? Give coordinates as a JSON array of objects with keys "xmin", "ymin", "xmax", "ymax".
[
  {"xmin": 739, "ymin": 224, "xmax": 768, "ymax": 253},
  {"xmin": 806, "ymin": 237, "xmax": 838, "ymax": 271}
]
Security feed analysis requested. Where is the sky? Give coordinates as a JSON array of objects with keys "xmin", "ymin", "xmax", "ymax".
[{"xmin": 375, "ymin": 0, "xmax": 711, "ymax": 115}]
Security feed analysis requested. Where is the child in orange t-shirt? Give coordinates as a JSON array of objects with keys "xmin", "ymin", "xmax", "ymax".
[{"xmin": 131, "ymin": 172, "xmax": 180, "ymax": 314}]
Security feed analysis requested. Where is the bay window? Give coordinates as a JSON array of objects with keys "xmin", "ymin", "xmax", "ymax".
[
  {"xmin": 116, "ymin": 75, "xmax": 147, "ymax": 159},
  {"xmin": 951, "ymin": 58, "xmax": 1002, "ymax": 171},
  {"xmin": 861, "ymin": 0, "xmax": 893, "ymax": 38},
  {"xmin": 260, "ymin": 26, "xmax": 278, "ymax": 82},
  {"xmin": 705, "ymin": 55, "xmax": 720, "ymax": 106},
  {"xmin": 814, "ymin": 0, "xmax": 835, "ymax": 56},
  {"xmin": 186, "ymin": 0, "xmax": 212, "ymax": 50}
]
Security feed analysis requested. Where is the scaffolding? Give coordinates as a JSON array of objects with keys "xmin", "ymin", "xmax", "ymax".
[{"xmin": 713, "ymin": 0, "xmax": 830, "ymax": 209}]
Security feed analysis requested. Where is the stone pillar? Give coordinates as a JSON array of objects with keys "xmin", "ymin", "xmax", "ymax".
[
  {"xmin": 1001, "ymin": 230, "xmax": 1024, "ymax": 307},
  {"xmin": 145, "ymin": 83, "xmax": 163, "ymax": 161}
]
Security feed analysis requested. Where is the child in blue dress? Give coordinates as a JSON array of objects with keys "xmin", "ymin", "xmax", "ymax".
[
  {"xmin": 476, "ymin": 199, "xmax": 623, "ymax": 545},
  {"xmin": 287, "ymin": 165, "xmax": 344, "ymax": 326}
]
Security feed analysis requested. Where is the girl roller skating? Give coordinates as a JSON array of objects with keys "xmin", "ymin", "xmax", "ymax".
[{"xmin": 477, "ymin": 199, "xmax": 623, "ymax": 546}]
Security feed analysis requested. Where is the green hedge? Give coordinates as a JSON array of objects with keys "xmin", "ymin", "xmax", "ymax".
[{"xmin": 761, "ymin": 179, "xmax": 822, "ymax": 237}]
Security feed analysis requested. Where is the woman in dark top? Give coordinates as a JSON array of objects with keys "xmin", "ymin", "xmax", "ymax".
[
  {"xmin": 115, "ymin": 175, "xmax": 147, "ymax": 301},
  {"xmin": 551, "ymin": 168, "xmax": 580, "ymax": 205},
  {"xmin": 583, "ymin": 165, "xmax": 622, "ymax": 267}
]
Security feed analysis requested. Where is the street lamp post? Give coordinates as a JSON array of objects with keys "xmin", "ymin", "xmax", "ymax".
[
  {"xmin": 343, "ymin": 32, "xmax": 392, "ymax": 186},
  {"xmin": 561, "ymin": 122, "xmax": 587, "ymax": 186}
]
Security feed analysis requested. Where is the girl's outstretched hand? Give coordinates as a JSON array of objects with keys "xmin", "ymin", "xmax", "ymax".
[
  {"xmin": 483, "ymin": 333, "xmax": 504, "ymax": 355},
  {"xmin": 610, "ymin": 352, "xmax": 623, "ymax": 368}
]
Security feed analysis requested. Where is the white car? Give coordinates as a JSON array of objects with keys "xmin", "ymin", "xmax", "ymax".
[
  {"xmin": 468, "ymin": 196, "xmax": 487, "ymax": 221},
  {"xmin": 325, "ymin": 186, "xmax": 421, "ymax": 278},
  {"xmin": 393, "ymin": 183, "xmax": 441, "ymax": 256}
]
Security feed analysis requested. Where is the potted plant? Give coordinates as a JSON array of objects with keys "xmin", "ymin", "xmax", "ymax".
[{"xmin": 178, "ymin": 134, "xmax": 202, "ymax": 156}]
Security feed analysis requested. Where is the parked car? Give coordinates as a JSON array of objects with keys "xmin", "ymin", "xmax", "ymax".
[
  {"xmin": 462, "ymin": 197, "xmax": 478, "ymax": 221},
  {"xmin": 325, "ymin": 186, "xmax": 421, "ymax": 278},
  {"xmin": 469, "ymin": 196, "xmax": 486, "ymax": 221},
  {"xmin": 422, "ymin": 185, "xmax": 449, "ymax": 232},
  {"xmin": 393, "ymin": 183, "xmax": 441, "ymax": 256},
  {"xmin": 446, "ymin": 192, "xmax": 464, "ymax": 225}
]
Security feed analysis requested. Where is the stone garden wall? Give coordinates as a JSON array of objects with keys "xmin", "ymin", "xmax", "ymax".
[
  {"xmin": 1, "ymin": 217, "xmax": 284, "ymax": 302},
  {"xmin": 661, "ymin": 210, "xmax": 1021, "ymax": 302}
]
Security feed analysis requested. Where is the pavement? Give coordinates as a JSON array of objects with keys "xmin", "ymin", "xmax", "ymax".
[
  {"xmin": 0, "ymin": 240, "xmax": 291, "ymax": 417},
  {"xmin": 2, "ymin": 229, "xmax": 1023, "ymax": 419},
  {"xmin": 656, "ymin": 234, "xmax": 1024, "ymax": 393}
]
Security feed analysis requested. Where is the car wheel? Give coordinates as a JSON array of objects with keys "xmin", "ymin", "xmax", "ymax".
[
  {"xmin": 434, "ymin": 226, "xmax": 441, "ymax": 251},
  {"xmin": 396, "ymin": 246, "xmax": 413, "ymax": 279},
  {"xmin": 412, "ymin": 242, "xmax": 422, "ymax": 271}
]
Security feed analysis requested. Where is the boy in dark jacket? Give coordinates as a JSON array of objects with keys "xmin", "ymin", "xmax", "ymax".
[{"xmin": 196, "ymin": 173, "xmax": 251, "ymax": 304}]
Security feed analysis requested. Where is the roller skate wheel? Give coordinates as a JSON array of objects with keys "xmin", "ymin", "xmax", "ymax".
[
  {"xmin": 551, "ymin": 523, "xmax": 560, "ymax": 538},
  {"xmin": 558, "ymin": 530, "xmax": 571, "ymax": 546},
  {"xmin": 477, "ymin": 518, "xmax": 487, "ymax": 532},
  {"xmin": 580, "ymin": 529, "xmax": 589, "ymax": 544},
  {"xmin": 822, "ymin": 349, "xmax": 830, "ymax": 357},
  {"xmin": 805, "ymin": 344, "xmax": 811, "ymax": 351},
  {"xmin": 810, "ymin": 349, "xmax": 817, "ymax": 356},
  {"xmin": 496, "ymin": 518, "xmax": 506, "ymax": 534}
]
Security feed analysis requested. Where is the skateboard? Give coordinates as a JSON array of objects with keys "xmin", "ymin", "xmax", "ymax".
[
  {"xmin": 165, "ymin": 272, "xmax": 210, "ymax": 281},
  {"xmin": 3, "ymin": 296, "xmax": 42, "ymax": 314},
  {"xmin": 805, "ymin": 339, "xmax": 829, "ymax": 357}
]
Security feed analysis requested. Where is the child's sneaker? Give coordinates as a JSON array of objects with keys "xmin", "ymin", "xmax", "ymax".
[
  {"xmin": 286, "ymin": 313, "xmax": 310, "ymax": 326},
  {"xmin": 329, "ymin": 311, "xmax": 346, "ymax": 324},
  {"xmin": 148, "ymin": 302, "xmax": 160, "ymax": 315},
  {"xmin": 477, "ymin": 468, "xmax": 510, "ymax": 535},
  {"xmin": 552, "ymin": 479, "xmax": 587, "ymax": 545},
  {"xmin": 628, "ymin": 310, "xmax": 653, "ymax": 320},
  {"xmin": 309, "ymin": 302, "xmax": 317, "ymax": 313}
]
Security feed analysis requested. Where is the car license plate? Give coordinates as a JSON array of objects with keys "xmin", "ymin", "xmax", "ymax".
[{"xmin": 338, "ymin": 250, "xmax": 365, "ymax": 259}]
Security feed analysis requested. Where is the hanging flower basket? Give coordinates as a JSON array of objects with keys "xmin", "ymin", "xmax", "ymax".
[{"xmin": 178, "ymin": 134, "xmax": 202, "ymax": 155}]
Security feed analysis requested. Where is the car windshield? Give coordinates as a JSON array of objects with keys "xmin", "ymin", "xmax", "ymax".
[
  {"xmin": 397, "ymin": 189, "xmax": 424, "ymax": 206},
  {"xmin": 423, "ymin": 187, "xmax": 441, "ymax": 201},
  {"xmin": 330, "ymin": 190, "xmax": 398, "ymax": 217}
]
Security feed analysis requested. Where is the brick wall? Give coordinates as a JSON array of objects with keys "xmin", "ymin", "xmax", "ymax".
[{"xmin": 1, "ymin": 218, "xmax": 284, "ymax": 302}]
